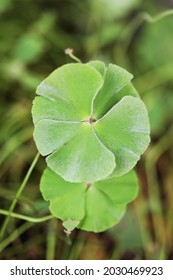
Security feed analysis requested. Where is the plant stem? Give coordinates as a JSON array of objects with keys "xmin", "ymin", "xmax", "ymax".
[
  {"xmin": 145, "ymin": 126, "xmax": 173, "ymax": 259},
  {"xmin": 0, "ymin": 152, "xmax": 40, "ymax": 240},
  {"xmin": 142, "ymin": 9, "xmax": 173, "ymax": 23},
  {"xmin": 64, "ymin": 48, "xmax": 81, "ymax": 63},
  {"xmin": 0, "ymin": 209, "xmax": 53, "ymax": 223},
  {"xmin": 133, "ymin": 200, "xmax": 152, "ymax": 260},
  {"xmin": 121, "ymin": 9, "xmax": 173, "ymax": 51},
  {"xmin": 46, "ymin": 219, "xmax": 57, "ymax": 260},
  {"xmin": 0, "ymin": 222, "xmax": 33, "ymax": 253}
]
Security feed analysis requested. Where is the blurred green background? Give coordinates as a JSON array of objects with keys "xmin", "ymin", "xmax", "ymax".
[{"xmin": 0, "ymin": 0, "xmax": 173, "ymax": 260}]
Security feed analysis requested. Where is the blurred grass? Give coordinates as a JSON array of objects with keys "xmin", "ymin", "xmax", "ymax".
[{"xmin": 0, "ymin": 0, "xmax": 173, "ymax": 260}]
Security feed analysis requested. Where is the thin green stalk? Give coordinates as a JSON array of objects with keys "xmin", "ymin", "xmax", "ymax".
[
  {"xmin": 67, "ymin": 231, "xmax": 85, "ymax": 260},
  {"xmin": 0, "ymin": 209, "xmax": 53, "ymax": 223},
  {"xmin": 64, "ymin": 48, "xmax": 81, "ymax": 63},
  {"xmin": 122, "ymin": 9, "xmax": 173, "ymax": 51},
  {"xmin": 133, "ymin": 200, "xmax": 153, "ymax": 260},
  {"xmin": 46, "ymin": 219, "xmax": 57, "ymax": 260},
  {"xmin": 145, "ymin": 126, "xmax": 173, "ymax": 259},
  {"xmin": 0, "ymin": 152, "xmax": 40, "ymax": 240},
  {"xmin": 0, "ymin": 222, "xmax": 33, "ymax": 253},
  {"xmin": 142, "ymin": 9, "xmax": 173, "ymax": 23}
]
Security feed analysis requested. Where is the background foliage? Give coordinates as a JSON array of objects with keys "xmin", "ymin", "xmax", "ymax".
[{"xmin": 0, "ymin": 0, "xmax": 173, "ymax": 260}]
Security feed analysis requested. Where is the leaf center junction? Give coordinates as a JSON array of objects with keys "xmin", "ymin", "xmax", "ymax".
[
  {"xmin": 86, "ymin": 183, "xmax": 93, "ymax": 189},
  {"xmin": 83, "ymin": 117, "xmax": 97, "ymax": 125}
]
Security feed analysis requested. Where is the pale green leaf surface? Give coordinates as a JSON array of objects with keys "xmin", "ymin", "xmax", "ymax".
[
  {"xmin": 93, "ymin": 64, "xmax": 133, "ymax": 118},
  {"xmin": 40, "ymin": 168, "xmax": 137, "ymax": 232},
  {"xmin": 106, "ymin": 82, "xmax": 139, "ymax": 108},
  {"xmin": 49, "ymin": 189, "xmax": 85, "ymax": 220},
  {"xmin": 94, "ymin": 96, "xmax": 150, "ymax": 176},
  {"xmin": 33, "ymin": 120, "xmax": 82, "ymax": 156},
  {"xmin": 40, "ymin": 168, "xmax": 86, "ymax": 199},
  {"xmin": 95, "ymin": 170, "xmax": 138, "ymax": 203},
  {"xmin": 47, "ymin": 124, "xmax": 115, "ymax": 182},
  {"xmin": 40, "ymin": 168, "xmax": 86, "ymax": 220},
  {"xmin": 32, "ymin": 96, "xmax": 81, "ymax": 124},
  {"xmin": 88, "ymin": 60, "xmax": 106, "ymax": 76},
  {"xmin": 78, "ymin": 187, "xmax": 126, "ymax": 232},
  {"xmin": 36, "ymin": 63, "xmax": 103, "ymax": 118},
  {"xmin": 63, "ymin": 220, "xmax": 80, "ymax": 232}
]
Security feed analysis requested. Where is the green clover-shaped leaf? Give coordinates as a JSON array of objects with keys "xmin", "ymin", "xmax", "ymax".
[
  {"xmin": 32, "ymin": 61, "xmax": 150, "ymax": 182},
  {"xmin": 40, "ymin": 168, "xmax": 139, "ymax": 232}
]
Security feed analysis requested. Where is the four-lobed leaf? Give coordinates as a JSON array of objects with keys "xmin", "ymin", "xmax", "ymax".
[
  {"xmin": 40, "ymin": 168, "xmax": 139, "ymax": 232},
  {"xmin": 32, "ymin": 60, "xmax": 150, "ymax": 232},
  {"xmin": 32, "ymin": 61, "xmax": 150, "ymax": 183}
]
